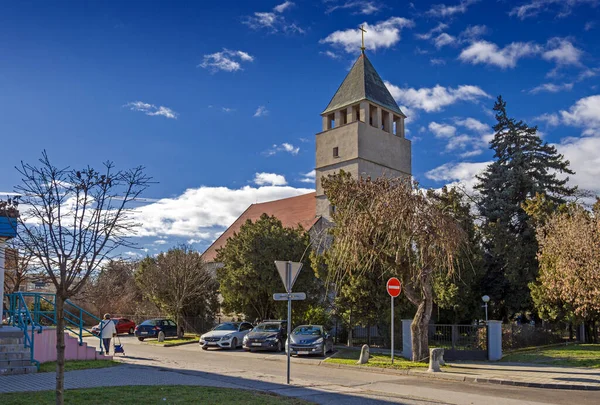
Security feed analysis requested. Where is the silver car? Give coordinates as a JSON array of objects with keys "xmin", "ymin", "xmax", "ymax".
[{"xmin": 285, "ymin": 325, "xmax": 334, "ymax": 356}]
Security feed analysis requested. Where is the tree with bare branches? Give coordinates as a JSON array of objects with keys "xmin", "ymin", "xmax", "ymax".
[
  {"xmin": 136, "ymin": 245, "xmax": 218, "ymax": 338},
  {"xmin": 8, "ymin": 151, "xmax": 151, "ymax": 405},
  {"xmin": 322, "ymin": 171, "xmax": 466, "ymax": 361},
  {"xmin": 2, "ymin": 239, "xmax": 39, "ymax": 294}
]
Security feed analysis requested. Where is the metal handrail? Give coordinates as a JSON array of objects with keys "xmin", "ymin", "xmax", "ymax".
[
  {"xmin": 4, "ymin": 292, "xmax": 42, "ymax": 369},
  {"xmin": 4, "ymin": 292, "xmax": 105, "ymax": 356}
]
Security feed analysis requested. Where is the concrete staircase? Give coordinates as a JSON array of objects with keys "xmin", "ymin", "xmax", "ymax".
[{"xmin": 0, "ymin": 329, "xmax": 37, "ymax": 376}]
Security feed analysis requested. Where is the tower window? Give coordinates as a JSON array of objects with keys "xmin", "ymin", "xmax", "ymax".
[
  {"xmin": 340, "ymin": 111, "xmax": 347, "ymax": 125},
  {"xmin": 327, "ymin": 113, "xmax": 335, "ymax": 129},
  {"xmin": 333, "ymin": 147, "xmax": 339, "ymax": 158},
  {"xmin": 353, "ymin": 105, "xmax": 360, "ymax": 122}
]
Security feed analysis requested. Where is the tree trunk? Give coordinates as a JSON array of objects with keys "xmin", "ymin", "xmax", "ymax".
[
  {"xmin": 176, "ymin": 312, "xmax": 183, "ymax": 338},
  {"xmin": 55, "ymin": 294, "xmax": 66, "ymax": 405},
  {"xmin": 410, "ymin": 282, "xmax": 433, "ymax": 362}
]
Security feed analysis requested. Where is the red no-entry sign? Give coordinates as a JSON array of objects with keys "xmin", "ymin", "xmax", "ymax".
[{"xmin": 387, "ymin": 277, "xmax": 401, "ymax": 297}]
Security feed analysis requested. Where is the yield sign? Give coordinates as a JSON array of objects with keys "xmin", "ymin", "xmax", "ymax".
[
  {"xmin": 275, "ymin": 261, "xmax": 303, "ymax": 292},
  {"xmin": 387, "ymin": 277, "xmax": 402, "ymax": 297}
]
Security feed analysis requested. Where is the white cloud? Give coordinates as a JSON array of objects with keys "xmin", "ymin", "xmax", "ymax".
[
  {"xmin": 254, "ymin": 106, "xmax": 269, "ymax": 117},
  {"xmin": 244, "ymin": 2, "xmax": 303, "ymax": 34},
  {"xmin": 153, "ymin": 240, "xmax": 168, "ymax": 245},
  {"xmin": 426, "ymin": 161, "xmax": 492, "ymax": 193},
  {"xmin": 429, "ymin": 122, "xmax": 456, "ymax": 138},
  {"xmin": 263, "ymin": 143, "xmax": 300, "ymax": 156},
  {"xmin": 584, "ymin": 21, "xmax": 596, "ymax": 31},
  {"xmin": 555, "ymin": 136, "xmax": 600, "ymax": 193},
  {"xmin": 415, "ymin": 22, "xmax": 449, "ymax": 40},
  {"xmin": 326, "ymin": 1, "xmax": 381, "ymax": 15},
  {"xmin": 430, "ymin": 58, "xmax": 446, "ymax": 65},
  {"xmin": 529, "ymin": 82, "xmax": 574, "ymax": 94},
  {"xmin": 320, "ymin": 50, "xmax": 341, "ymax": 59},
  {"xmin": 221, "ymin": 107, "xmax": 236, "ymax": 113},
  {"xmin": 559, "ymin": 94, "xmax": 600, "ymax": 134},
  {"xmin": 133, "ymin": 185, "xmax": 314, "ymax": 239},
  {"xmin": 535, "ymin": 113, "xmax": 561, "ymax": 126},
  {"xmin": 124, "ymin": 101, "xmax": 178, "ymax": 119},
  {"xmin": 460, "ymin": 25, "xmax": 488, "ymax": 39},
  {"xmin": 299, "ymin": 169, "xmax": 316, "ymax": 183},
  {"xmin": 434, "ymin": 33, "xmax": 456, "ymax": 48},
  {"xmin": 542, "ymin": 38, "xmax": 583, "ymax": 66},
  {"xmin": 454, "ymin": 117, "xmax": 489, "ymax": 133},
  {"xmin": 253, "ymin": 172, "xmax": 288, "ymax": 186},
  {"xmin": 426, "ymin": 0, "xmax": 480, "ymax": 17},
  {"xmin": 459, "ymin": 40, "xmax": 541, "ymax": 69},
  {"xmin": 385, "ymin": 81, "xmax": 491, "ymax": 112},
  {"xmin": 199, "ymin": 49, "xmax": 254, "ymax": 72},
  {"xmin": 320, "ymin": 17, "xmax": 414, "ymax": 53},
  {"xmin": 273, "ymin": 1, "xmax": 294, "ymax": 13},
  {"xmin": 509, "ymin": 0, "xmax": 598, "ymax": 20}
]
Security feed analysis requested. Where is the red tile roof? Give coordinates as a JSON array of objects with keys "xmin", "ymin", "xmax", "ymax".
[{"xmin": 202, "ymin": 192, "xmax": 318, "ymax": 262}]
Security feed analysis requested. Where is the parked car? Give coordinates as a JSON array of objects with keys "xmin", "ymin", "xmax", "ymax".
[
  {"xmin": 285, "ymin": 325, "xmax": 334, "ymax": 356},
  {"xmin": 199, "ymin": 321, "xmax": 253, "ymax": 350},
  {"xmin": 91, "ymin": 318, "xmax": 136, "ymax": 336},
  {"xmin": 243, "ymin": 320, "xmax": 287, "ymax": 352},
  {"xmin": 134, "ymin": 319, "xmax": 180, "ymax": 341}
]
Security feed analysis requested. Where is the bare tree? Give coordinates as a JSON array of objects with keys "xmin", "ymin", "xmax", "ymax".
[
  {"xmin": 10, "ymin": 151, "xmax": 151, "ymax": 405},
  {"xmin": 136, "ymin": 245, "xmax": 218, "ymax": 338},
  {"xmin": 2, "ymin": 239, "xmax": 38, "ymax": 294},
  {"xmin": 322, "ymin": 172, "xmax": 466, "ymax": 361}
]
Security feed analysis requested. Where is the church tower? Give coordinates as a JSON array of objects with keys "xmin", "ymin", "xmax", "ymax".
[{"xmin": 315, "ymin": 52, "xmax": 412, "ymax": 220}]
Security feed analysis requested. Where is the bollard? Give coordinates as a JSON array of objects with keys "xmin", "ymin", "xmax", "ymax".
[
  {"xmin": 357, "ymin": 344, "xmax": 370, "ymax": 364},
  {"xmin": 428, "ymin": 348, "xmax": 444, "ymax": 372}
]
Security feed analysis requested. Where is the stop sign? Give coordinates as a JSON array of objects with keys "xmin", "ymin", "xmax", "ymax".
[{"xmin": 387, "ymin": 277, "xmax": 401, "ymax": 297}]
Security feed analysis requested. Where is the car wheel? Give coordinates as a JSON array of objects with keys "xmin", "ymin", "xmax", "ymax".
[
  {"xmin": 277, "ymin": 340, "xmax": 283, "ymax": 352},
  {"xmin": 128, "ymin": 328, "xmax": 134, "ymax": 335},
  {"xmin": 201, "ymin": 346, "xmax": 208, "ymax": 350},
  {"xmin": 138, "ymin": 337, "xmax": 145, "ymax": 342},
  {"xmin": 231, "ymin": 337, "xmax": 238, "ymax": 350}
]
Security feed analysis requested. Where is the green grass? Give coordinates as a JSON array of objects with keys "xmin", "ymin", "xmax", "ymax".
[
  {"xmin": 502, "ymin": 344, "xmax": 600, "ymax": 368},
  {"xmin": 38, "ymin": 360, "xmax": 121, "ymax": 373},
  {"xmin": 324, "ymin": 349, "xmax": 428, "ymax": 370},
  {"xmin": 0, "ymin": 386, "xmax": 311, "ymax": 405},
  {"xmin": 144, "ymin": 334, "xmax": 198, "ymax": 346}
]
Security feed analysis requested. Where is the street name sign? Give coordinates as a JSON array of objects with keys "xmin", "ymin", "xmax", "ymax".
[{"xmin": 273, "ymin": 292, "xmax": 306, "ymax": 301}]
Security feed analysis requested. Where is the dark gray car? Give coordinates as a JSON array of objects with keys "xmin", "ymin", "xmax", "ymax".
[{"xmin": 285, "ymin": 325, "xmax": 333, "ymax": 356}]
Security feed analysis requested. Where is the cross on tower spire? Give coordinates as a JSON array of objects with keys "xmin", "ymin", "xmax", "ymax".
[{"xmin": 359, "ymin": 24, "xmax": 367, "ymax": 53}]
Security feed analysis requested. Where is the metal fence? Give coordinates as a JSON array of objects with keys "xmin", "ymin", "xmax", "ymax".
[
  {"xmin": 331, "ymin": 323, "xmax": 402, "ymax": 349},
  {"xmin": 428, "ymin": 324, "xmax": 487, "ymax": 360},
  {"xmin": 502, "ymin": 323, "xmax": 571, "ymax": 351}
]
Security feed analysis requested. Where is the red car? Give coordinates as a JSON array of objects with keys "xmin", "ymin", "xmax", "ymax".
[{"xmin": 91, "ymin": 318, "xmax": 136, "ymax": 336}]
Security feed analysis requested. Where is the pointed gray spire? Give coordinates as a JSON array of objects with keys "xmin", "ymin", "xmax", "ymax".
[{"xmin": 322, "ymin": 53, "xmax": 404, "ymax": 116}]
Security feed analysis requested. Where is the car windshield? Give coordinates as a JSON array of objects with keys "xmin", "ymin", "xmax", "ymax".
[
  {"xmin": 213, "ymin": 323, "xmax": 239, "ymax": 331},
  {"xmin": 293, "ymin": 326, "xmax": 322, "ymax": 336},
  {"xmin": 254, "ymin": 323, "xmax": 281, "ymax": 332},
  {"xmin": 140, "ymin": 320, "xmax": 158, "ymax": 326}
]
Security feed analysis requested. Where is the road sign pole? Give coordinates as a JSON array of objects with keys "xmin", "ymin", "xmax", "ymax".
[
  {"xmin": 286, "ymin": 261, "xmax": 292, "ymax": 385},
  {"xmin": 391, "ymin": 296, "xmax": 394, "ymax": 364}
]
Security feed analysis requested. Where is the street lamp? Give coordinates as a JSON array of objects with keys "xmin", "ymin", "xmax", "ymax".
[{"xmin": 481, "ymin": 295, "xmax": 490, "ymax": 323}]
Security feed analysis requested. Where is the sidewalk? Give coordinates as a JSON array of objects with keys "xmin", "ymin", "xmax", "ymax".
[{"xmin": 321, "ymin": 360, "xmax": 600, "ymax": 390}]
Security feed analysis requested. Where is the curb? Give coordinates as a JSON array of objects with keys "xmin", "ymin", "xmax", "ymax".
[
  {"xmin": 318, "ymin": 361, "xmax": 600, "ymax": 391},
  {"xmin": 145, "ymin": 340, "xmax": 199, "ymax": 347}
]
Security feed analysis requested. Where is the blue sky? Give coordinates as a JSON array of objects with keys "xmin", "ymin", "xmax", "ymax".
[{"xmin": 1, "ymin": 0, "xmax": 599, "ymax": 257}]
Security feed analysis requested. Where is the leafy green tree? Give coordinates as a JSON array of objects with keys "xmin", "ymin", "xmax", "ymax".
[
  {"xmin": 475, "ymin": 96, "xmax": 575, "ymax": 320},
  {"xmin": 216, "ymin": 214, "xmax": 321, "ymax": 322},
  {"xmin": 136, "ymin": 245, "xmax": 218, "ymax": 337},
  {"xmin": 428, "ymin": 187, "xmax": 485, "ymax": 324}
]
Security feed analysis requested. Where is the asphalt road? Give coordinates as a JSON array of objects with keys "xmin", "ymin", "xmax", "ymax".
[{"xmin": 91, "ymin": 335, "xmax": 600, "ymax": 405}]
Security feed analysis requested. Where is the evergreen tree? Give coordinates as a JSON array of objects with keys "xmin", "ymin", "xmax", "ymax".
[{"xmin": 475, "ymin": 96, "xmax": 575, "ymax": 320}]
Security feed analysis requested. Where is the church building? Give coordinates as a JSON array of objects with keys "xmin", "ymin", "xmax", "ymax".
[{"xmin": 202, "ymin": 50, "xmax": 411, "ymax": 262}]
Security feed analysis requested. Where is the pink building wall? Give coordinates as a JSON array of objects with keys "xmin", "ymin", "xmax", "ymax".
[{"xmin": 33, "ymin": 328, "xmax": 112, "ymax": 363}]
